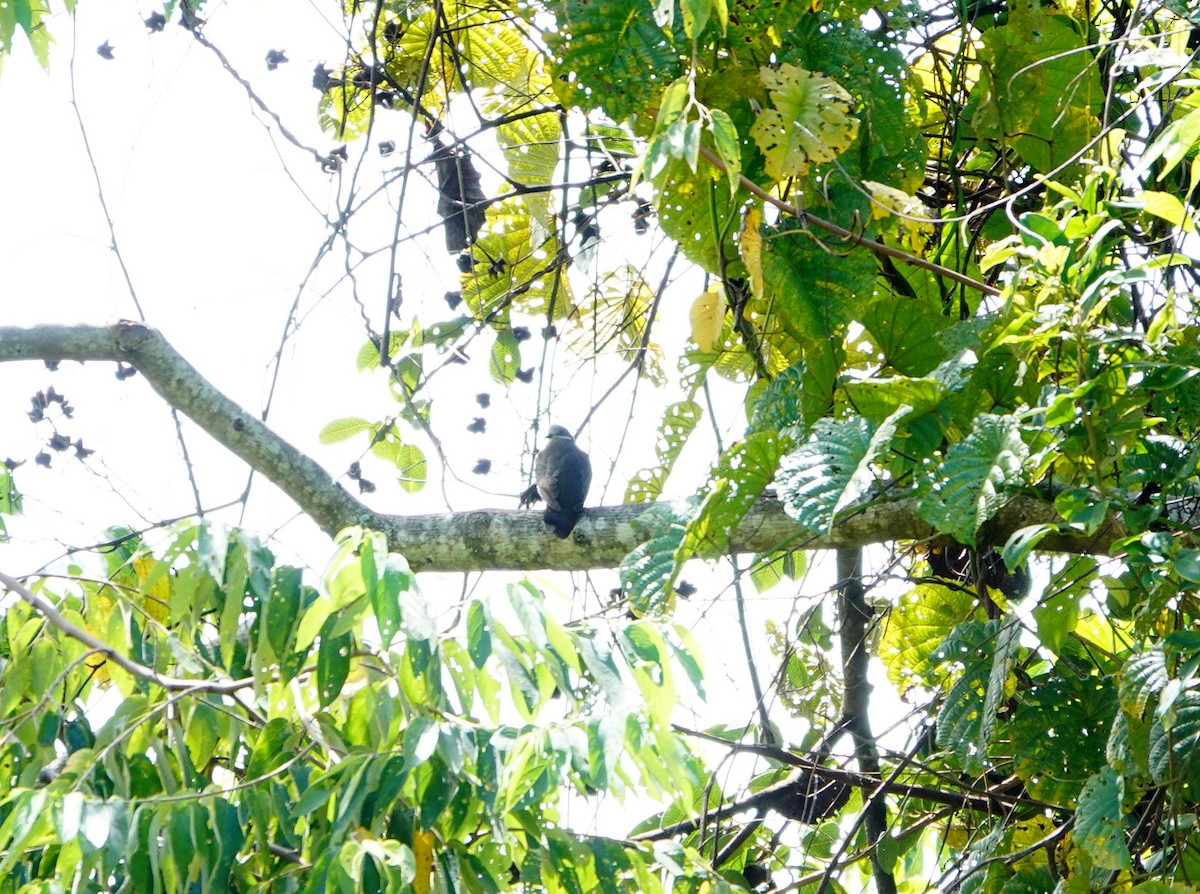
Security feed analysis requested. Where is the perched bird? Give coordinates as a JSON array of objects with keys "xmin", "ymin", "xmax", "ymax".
[{"xmin": 519, "ymin": 425, "xmax": 592, "ymax": 538}]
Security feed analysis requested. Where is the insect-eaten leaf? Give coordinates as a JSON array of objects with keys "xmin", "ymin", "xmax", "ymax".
[{"xmin": 749, "ymin": 64, "xmax": 859, "ymax": 181}]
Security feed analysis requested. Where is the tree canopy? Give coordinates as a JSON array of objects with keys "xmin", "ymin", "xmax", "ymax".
[{"xmin": 3, "ymin": 0, "xmax": 1200, "ymax": 891}]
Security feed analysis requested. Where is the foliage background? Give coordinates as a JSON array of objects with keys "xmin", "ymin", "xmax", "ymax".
[{"xmin": 4, "ymin": 0, "xmax": 1200, "ymax": 891}]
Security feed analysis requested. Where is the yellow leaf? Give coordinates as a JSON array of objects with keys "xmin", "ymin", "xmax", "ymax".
[
  {"xmin": 862, "ymin": 180, "xmax": 934, "ymax": 252},
  {"xmin": 749, "ymin": 64, "xmax": 859, "ymax": 181},
  {"xmin": 1141, "ymin": 190, "xmax": 1193, "ymax": 231},
  {"xmin": 690, "ymin": 286, "xmax": 727, "ymax": 352},
  {"xmin": 132, "ymin": 556, "xmax": 169, "ymax": 625},
  {"xmin": 413, "ymin": 828, "xmax": 435, "ymax": 894},
  {"xmin": 739, "ymin": 204, "xmax": 764, "ymax": 301}
]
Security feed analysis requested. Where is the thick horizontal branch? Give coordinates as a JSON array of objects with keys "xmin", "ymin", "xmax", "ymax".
[{"xmin": 0, "ymin": 323, "xmax": 1128, "ymax": 572}]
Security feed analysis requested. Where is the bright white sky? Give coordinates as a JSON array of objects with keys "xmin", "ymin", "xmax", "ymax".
[
  {"xmin": 0, "ymin": 0, "xmax": 727, "ymax": 558},
  {"xmin": 0, "ymin": 0, "xmax": 903, "ymax": 843}
]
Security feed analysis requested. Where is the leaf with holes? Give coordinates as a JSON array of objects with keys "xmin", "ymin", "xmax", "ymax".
[
  {"xmin": 749, "ymin": 64, "xmax": 859, "ymax": 181},
  {"xmin": 1074, "ymin": 766, "xmax": 1131, "ymax": 870}
]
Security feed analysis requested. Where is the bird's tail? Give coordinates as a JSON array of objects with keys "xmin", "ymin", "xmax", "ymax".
[{"xmin": 544, "ymin": 508, "xmax": 582, "ymax": 539}]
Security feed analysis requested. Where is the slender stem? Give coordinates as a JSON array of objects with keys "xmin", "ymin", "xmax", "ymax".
[{"xmin": 0, "ymin": 571, "xmax": 252, "ymax": 695}]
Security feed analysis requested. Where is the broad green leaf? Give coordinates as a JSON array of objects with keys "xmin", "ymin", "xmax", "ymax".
[
  {"xmin": 1073, "ymin": 767, "xmax": 1131, "ymax": 870},
  {"xmin": 490, "ymin": 329, "xmax": 521, "ymax": 384},
  {"xmin": 394, "ymin": 444, "xmax": 427, "ymax": 493},
  {"xmin": 1141, "ymin": 190, "xmax": 1192, "ymax": 230},
  {"xmin": 684, "ymin": 432, "xmax": 783, "ymax": 559},
  {"xmin": 749, "ymin": 549, "xmax": 805, "ymax": 593},
  {"xmin": 760, "ymin": 221, "xmax": 874, "ymax": 344},
  {"xmin": 879, "ymin": 581, "xmax": 981, "ymax": 694},
  {"xmin": 917, "ymin": 413, "xmax": 1027, "ymax": 547},
  {"xmin": 545, "ymin": 0, "xmax": 681, "ymax": 122},
  {"xmin": 654, "ymin": 158, "xmax": 745, "ymax": 276},
  {"xmin": 843, "ymin": 375, "xmax": 944, "ymax": 424},
  {"xmin": 1032, "ymin": 585, "xmax": 1080, "ymax": 656},
  {"xmin": 1149, "ymin": 690, "xmax": 1200, "ymax": 790},
  {"xmin": 1010, "ymin": 673, "xmax": 1116, "ymax": 804},
  {"xmin": 1120, "ymin": 649, "xmax": 1168, "ymax": 720},
  {"xmin": 681, "ymin": 0, "xmax": 711, "ymax": 37},
  {"xmin": 970, "ymin": 7, "xmax": 1101, "ymax": 175},
  {"xmin": 620, "ymin": 506, "xmax": 689, "ymax": 614},
  {"xmin": 461, "ymin": 199, "xmax": 569, "ymax": 319},
  {"xmin": 749, "ymin": 362, "xmax": 806, "ymax": 435},
  {"xmin": 777, "ymin": 414, "xmax": 897, "ymax": 533},
  {"xmin": 934, "ymin": 619, "xmax": 1003, "ymax": 775}
]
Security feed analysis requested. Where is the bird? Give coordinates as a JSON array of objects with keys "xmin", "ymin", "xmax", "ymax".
[{"xmin": 519, "ymin": 425, "xmax": 592, "ymax": 538}]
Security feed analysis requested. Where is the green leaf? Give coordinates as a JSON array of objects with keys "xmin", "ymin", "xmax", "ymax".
[
  {"xmin": 970, "ymin": 8, "xmax": 1101, "ymax": 175},
  {"xmin": 1010, "ymin": 673, "xmax": 1116, "ymax": 804},
  {"xmin": 245, "ymin": 717, "xmax": 298, "ymax": 780},
  {"xmin": 684, "ymin": 432, "xmax": 783, "ymax": 559},
  {"xmin": 620, "ymin": 506, "xmax": 689, "ymax": 614},
  {"xmin": 490, "ymin": 330, "xmax": 521, "ymax": 384},
  {"xmin": 861, "ymin": 295, "xmax": 950, "ymax": 377},
  {"xmin": 749, "ymin": 549, "xmax": 805, "ymax": 593},
  {"xmin": 707, "ymin": 109, "xmax": 741, "ymax": 193},
  {"xmin": 318, "ymin": 417, "xmax": 372, "ymax": 445},
  {"xmin": 777, "ymin": 413, "xmax": 899, "ymax": 533},
  {"xmin": 680, "ymin": 0, "xmax": 711, "ymax": 37},
  {"xmin": 461, "ymin": 199, "xmax": 569, "ymax": 319},
  {"xmin": 843, "ymin": 375, "xmax": 944, "ymax": 424},
  {"xmin": 1032, "ymin": 585, "xmax": 1081, "ymax": 656},
  {"xmin": 749, "ymin": 362, "xmax": 806, "ymax": 434},
  {"xmin": 654, "ymin": 158, "xmax": 745, "ymax": 276},
  {"xmin": 750, "ymin": 63, "xmax": 859, "ymax": 180},
  {"xmin": 1138, "ymin": 103, "xmax": 1200, "ymax": 183},
  {"xmin": 264, "ymin": 566, "xmax": 303, "ymax": 662},
  {"xmin": 934, "ymin": 619, "xmax": 1004, "ymax": 775},
  {"xmin": 467, "ymin": 600, "xmax": 492, "ymax": 668},
  {"xmin": 1149, "ymin": 690, "xmax": 1200, "ymax": 790},
  {"xmin": 626, "ymin": 401, "xmax": 702, "ymax": 502},
  {"xmin": 1119, "ymin": 649, "xmax": 1167, "ymax": 720},
  {"xmin": 394, "ymin": 444, "xmax": 427, "ymax": 493},
  {"xmin": 760, "ymin": 221, "xmax": 875, "ymax": 344},
  {"xmin": 917, "ymin": 413, "xmax": 1027, "ymax": 547},
  {"xmin": 978, "ymin": 616, "xmax": 1022, "ymax": 770},
  {"xmin": 1073, "ymin": 767, "xmax": 1131, "ymax": 870},
  {"xmin": 317, "ymin": 616, "xmax": 352, "ymax": 708},
  {"xmin": 208, "ymin": 798, "xmax": 243, "ymax": 886},
  {"xmin": 879, "ymin": 581, "xmax": 981, "ymax": 695},
  {"xmin": 1001, "ymin": 524, "xmax": 1057, "ymax": 572},
  {"xmin": 372, "ymin": 555, "xmax": 411, "ymax": 648},
  {"xmin": 545, "ymin": 0, "xmax": 681, "ymax": 122}
]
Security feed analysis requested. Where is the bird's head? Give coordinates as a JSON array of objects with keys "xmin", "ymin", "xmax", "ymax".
[{"xmin": 545, "ymin": 425, "xmax": 573, "ymax": 441}]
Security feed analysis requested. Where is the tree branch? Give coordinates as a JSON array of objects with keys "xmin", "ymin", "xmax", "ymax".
[
  {"xmin": 0, "ymin": 570, "xmax": 253, "ymax": 695},
  {"xmin": 0, "ymin": 323, "xmax": 1130, "ymax": 572}
]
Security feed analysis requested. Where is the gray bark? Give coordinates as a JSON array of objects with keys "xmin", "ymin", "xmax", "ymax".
[{"xmin": 0, "ymin": 322, "xmax": 1131, "ymax": 572}]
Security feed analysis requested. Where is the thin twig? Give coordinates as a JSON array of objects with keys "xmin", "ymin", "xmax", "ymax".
[{"xmin": 0, "ymin": 571, "xmax": 253, "ymax": 695}]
